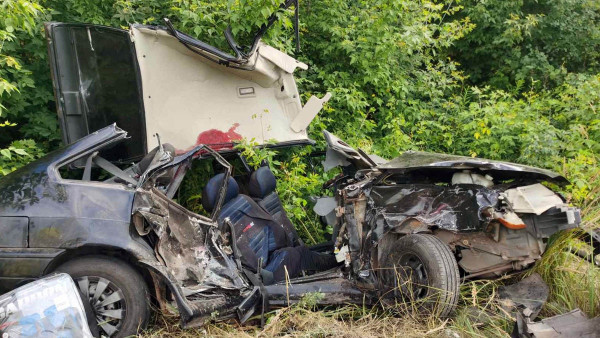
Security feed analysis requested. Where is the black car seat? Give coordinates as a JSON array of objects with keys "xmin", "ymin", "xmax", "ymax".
[
  {"xmin": 248, "ymin": 166, "xmax": 303, "ymax": 247},
  {"xmin": 202, "ymin": 173, "xmax": 303, "ymax": 283}
]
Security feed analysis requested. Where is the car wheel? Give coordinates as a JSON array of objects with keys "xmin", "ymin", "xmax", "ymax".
[
  {"xmin": 378, "ymin": 234, "xmax": 459, "ymax": 317},
  {"xmin": 54, "ymin": 256, "xmax": 151, "ymax": 337}
]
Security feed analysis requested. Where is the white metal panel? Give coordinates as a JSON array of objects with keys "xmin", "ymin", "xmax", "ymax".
[{"xmin": 131, "ymin": 27, "xmax": 316, "ymax": 152}]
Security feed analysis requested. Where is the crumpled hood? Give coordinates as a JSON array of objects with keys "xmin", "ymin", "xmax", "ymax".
[{"xmin": 378, "ymin": 151, "xmax": 568, "ymax": 183}]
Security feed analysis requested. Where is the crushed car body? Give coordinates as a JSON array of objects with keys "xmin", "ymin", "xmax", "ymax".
[
  {"xmin": 0, "ymin": 4, "xmax": 586, "ymax": 335},
  {"xmin": 319, "ymin": 130, "xmax": 581, "ymax": 282},
  {"xmin": 0, "ymin": 124, "xmax": 583, "ymax": 336}
]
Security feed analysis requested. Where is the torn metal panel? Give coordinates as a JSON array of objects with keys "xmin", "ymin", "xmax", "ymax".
[
  {"xmin": 524, "ymin": 309, "xmax": 600, "ymax": 338},
  {"xmin": 501, "ymin": 276, "xmax": 600, "ymax": 338},
  {"xmin": 369, "ymin": 184, "xmax": 500, "ymax": 233},
  {"xmin": 498, "ymin": 273, "xmax": 548, "ymax": 320},
  {"xmin": 521, "ymin": 207, "xmax": 582, "ymax": 239},
  {"xmin": 503, "ymin": 184, "xmax": 565, "ymax": 215},
  {"xmin": 45, "ymin": 23, "xmax": 147, "ymax": 162},
  {"xmin": 132, "ymin": 188, "xmax": 248, "ymax": 294},
  {"xmin": 322, "ymin": 130, "xmax": 375, "ymax": 171},
  {"xmin": 323, "ymin": 148, "xmax": 351, "ymax": 172},
  {"xmin": 47, "ymin": 12, "xmax": 323, "ymax": 161},
  {"xmin": 131, "ymin": 25, "xmax": 317, "ymax": 151},
  {"xmin": 313, "ymin": 197, "xmax": 337, "ymax": 225}
]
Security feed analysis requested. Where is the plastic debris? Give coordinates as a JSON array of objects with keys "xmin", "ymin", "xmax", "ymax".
[{"xmin": 0, "ymin": 273, "xmax": 93, "ymax": 337}]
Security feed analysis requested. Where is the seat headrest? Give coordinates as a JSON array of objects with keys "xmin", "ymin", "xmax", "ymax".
[
  {"xmin": 202, "ymin": 173, "xmax": 239, "ymax": 213},
  {"xmin": 248, "ymin": 166, "xmax": 277, "ymax": 199}
]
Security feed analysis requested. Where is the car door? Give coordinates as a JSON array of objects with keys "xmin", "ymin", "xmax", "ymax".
[
  {"xmin": 45, "ymin": 23, "xmax": 147, "ymax": 163},
  {"xmin": 0, "ymin": 217, "xmax": 28, "ymax": 248}
]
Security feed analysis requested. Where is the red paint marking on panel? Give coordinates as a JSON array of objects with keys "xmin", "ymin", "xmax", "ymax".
[
  {"xmin": 196, "ymin": 123, "xmax": 242, "ymax": 145},
  {"xmin": 176, "ymin": 123, "xmax": 242, "ymax": 154}
]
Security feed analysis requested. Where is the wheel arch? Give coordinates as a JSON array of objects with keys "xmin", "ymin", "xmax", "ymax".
[
  {"xmin": 374, "ymin": 225, "xmax": 457, "ymax": 270},
  {"xmin": 44, "ymin": 245, "xmax": 161, "ymax": 307}
]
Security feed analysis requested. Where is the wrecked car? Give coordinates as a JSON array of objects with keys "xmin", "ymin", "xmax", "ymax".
[
  {"xmin": 0, "ymin": 2, "xmax": 583, "ymax": 336},
  {"xmin": 0, "ymin": 124, "xmax": 581, "ymax": 337}
]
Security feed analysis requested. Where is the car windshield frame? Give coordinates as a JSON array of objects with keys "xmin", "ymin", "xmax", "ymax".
[{"xmin": 139, "ymin": 143, "xmax": 234, "ymax": 222}]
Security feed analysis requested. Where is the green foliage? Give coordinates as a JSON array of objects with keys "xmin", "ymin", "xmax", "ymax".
[
  {"xmin": 175, "ymin": 157, "xmax": 214, "ymax": 216},
  {"xmin": 0, "ymin": 138, "xmax": 42, "ymax": 175},
  {"xmin": 274, "ymin": 147, "xmax": 334, "ymax": 244},
  {"xmin": 0, "ymin": 0, "xmax": 46, "ymax": 174},
  {"xmin": 234, "ymin": 138, "xmax": 279, "ymax": 171},
  {"xmin": 452, "ymin": 0, "xmax": 600, "ymax": 90}
]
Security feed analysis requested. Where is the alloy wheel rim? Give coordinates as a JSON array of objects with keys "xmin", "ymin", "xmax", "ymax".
[{"xmin": 75, "ymin": 276, "xmax": 126, "ymax": 337}]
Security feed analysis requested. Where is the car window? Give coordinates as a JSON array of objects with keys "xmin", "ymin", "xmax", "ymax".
[
  {"xmin": 57, "ymin": 157, "xmax": 134, "ymax": 186},
  {"xmin": 175, "ymin": 157, "xmax": 217, "ymax": 217}
]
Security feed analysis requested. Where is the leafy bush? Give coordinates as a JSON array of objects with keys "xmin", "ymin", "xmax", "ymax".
[
  {"xmin": 0, "ymin": 0, "xmax": 46, "ymax": 174},
  {"xmin": 452, "ymin": 0, "xmax": 600, "ymax": 90}
]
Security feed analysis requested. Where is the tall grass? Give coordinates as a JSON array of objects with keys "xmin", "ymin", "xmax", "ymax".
[{"xmin": 532, "ymin": 184, "xmax": 600, "ymax": 318}]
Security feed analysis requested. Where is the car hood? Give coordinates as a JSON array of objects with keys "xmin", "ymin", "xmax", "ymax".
[
  {"xmin": 379, "ymin": 151, "xmax": 568, "ymax": 183},
  {"xmin": 322, "ymin": 130, "xmax": 567, "ymax": 183}
]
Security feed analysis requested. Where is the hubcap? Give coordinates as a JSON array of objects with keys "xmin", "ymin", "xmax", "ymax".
[{"xmin": 75, "ymin": 276, "xmax": 126, "ymax": 337}]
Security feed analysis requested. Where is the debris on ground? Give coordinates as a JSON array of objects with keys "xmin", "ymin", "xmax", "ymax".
[
  {"xmin": 0, "ymin": 273, "xmax": 94, "ymax": 337},
  {"xmin": 499, "ymin": 273, "xmax": 600, "ymax": 338},
  {"xmin": 499, "ymin": 273, "xmax": 549, "ymax": 320},
  {"xmin": 524, "ymin": 309, "xmax": 600, "ymax": 338}
]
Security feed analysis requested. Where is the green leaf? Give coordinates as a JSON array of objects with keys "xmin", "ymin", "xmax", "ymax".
[
  {"xmin": 12, "ymin": 148, "xmax": 28, "ymax": 156},
  {"xmin": 0, "ymin": 149, "xmax": 11, "ymax": 160}
]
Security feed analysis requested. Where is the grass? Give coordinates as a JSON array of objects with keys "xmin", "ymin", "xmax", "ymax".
[{"xmin": 141, "ymin": 200, "xmax": 600, "ymax": 338}]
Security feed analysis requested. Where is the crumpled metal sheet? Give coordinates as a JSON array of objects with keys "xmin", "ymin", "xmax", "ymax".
[
  {"xmin": 499, "ymin": 273, "xmax": 548, "ymax": 320},
  {"xmin": 132, "ymin": 188, "xmax": 247, "ymax": 294},
  {"xmin": 368, "ymin": 184, "xmax": 499, "ymax": 236},
  {"xmin": 378, "ymin": 151, "xmax": 567, "ymax": 183},
  {"xmin": 313, "ymin": 197, "xmax": 337, "ymax": 225},
  {"xmin": 322, "ymin": 148, "xmax": 351, "ymax": 172},
  {"xmin": 524, "ymin": 309, "xmax": 600, "ymax": 338},
  {"xmin": 500, "ymin": 275, "xmax": 600, "ymax": 338}
]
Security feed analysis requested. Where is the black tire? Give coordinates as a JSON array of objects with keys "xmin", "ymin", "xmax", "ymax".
[
  {"xmin": 54, "ymin": 256, "xmax": 151, "ymax": 337},
  {"xmin": 378, "ymin": 234, "xmax": 460, "ymax": 317}
]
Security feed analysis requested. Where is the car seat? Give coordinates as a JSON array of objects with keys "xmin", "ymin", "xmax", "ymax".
[
  {"xmin": 202, "ymin": 173, "xmax": 303, "ymax": 284},
  {"xmin": 248, "ymin": 166, "xmax": 303, "ymax": 246}
]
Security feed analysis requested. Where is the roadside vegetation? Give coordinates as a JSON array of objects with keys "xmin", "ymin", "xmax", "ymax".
[{"xmin": 1, "ymin": 0, "xmax": 598, "ymax": 336}]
